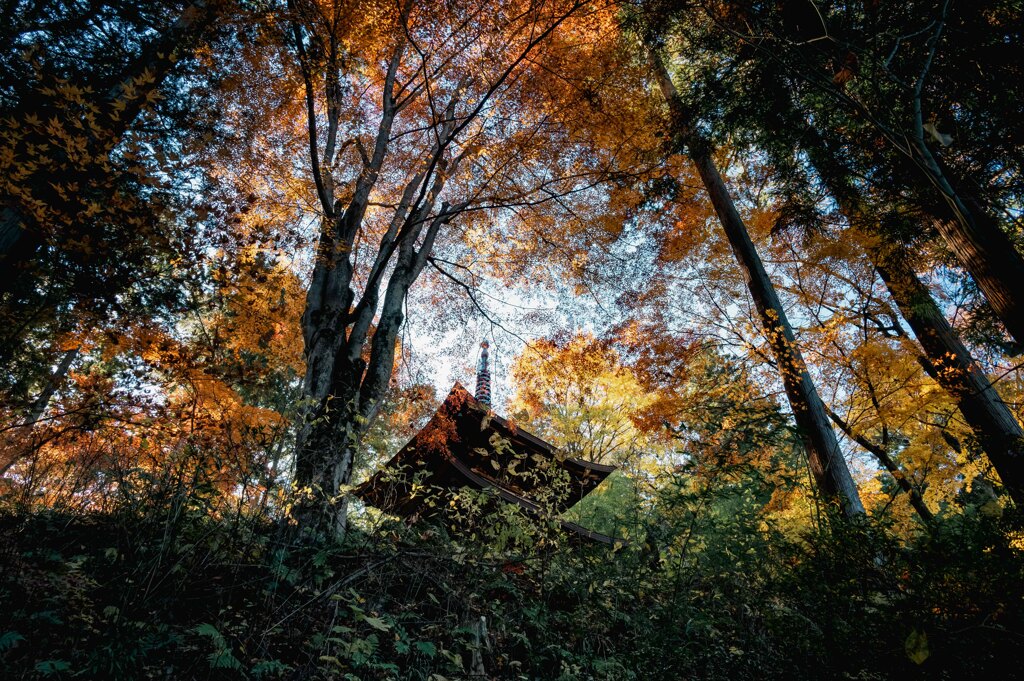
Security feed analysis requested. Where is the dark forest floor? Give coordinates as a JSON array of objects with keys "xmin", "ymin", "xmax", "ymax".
[{"xmin": 2, "ymin": 502, "xmax": 1024, "ymax": 680}]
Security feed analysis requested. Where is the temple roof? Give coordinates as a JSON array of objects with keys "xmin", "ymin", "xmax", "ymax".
[{"xmin": 355, "ymin": 382, "xmax": 619, "ymax": 544}]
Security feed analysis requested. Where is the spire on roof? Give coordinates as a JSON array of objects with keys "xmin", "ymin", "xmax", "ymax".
[{"xmin": 475, "ymin": 340, "xmax": 491, "ymax": 406}]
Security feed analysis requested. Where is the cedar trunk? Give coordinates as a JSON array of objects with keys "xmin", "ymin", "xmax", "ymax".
[
  {"xmin": 908, "ymin": 126, "xmax": 1024, "ymax": 344},
  {"xmin": 651, "ymin": 54, "xmax": 865, "ymax": 519},
  {"xmin": 808, "ymin": 148, "xmax": 1024, "ymax": 505},
  {"xmin": 871, "ymin": 245, "xmax": 1024, "ymax": 504},
  {"xmin": 927, "ymin": 205, "xmax": 1024, "ymax": 346}
]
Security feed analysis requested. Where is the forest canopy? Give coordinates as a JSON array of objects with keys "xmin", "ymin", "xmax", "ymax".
[{"xmin": 1, "ymin": 0, "xmax": 1023, "ymax": 678}]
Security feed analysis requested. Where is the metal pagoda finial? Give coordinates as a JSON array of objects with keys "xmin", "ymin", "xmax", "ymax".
[{"xmin": 475, "ymin": 340, "xmax": 491, "ymax": 406}]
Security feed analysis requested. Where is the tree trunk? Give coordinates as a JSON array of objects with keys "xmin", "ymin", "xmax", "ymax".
[
  {"xmin": 292, "ymin": 384, "xmax": 360, "ymax": 538},
  {"xmin": 287, "ymin": 7, "xmax": 573, "ymax": 538},
  {"xmin": 870, "ymin": 244, "xmax": 1024, "ymax": 505},
  {"xmin": 805, "ymin": 145, "xmax": 1024, "ymax": 505},
  {"xmin": 907, "ymin": 116, "xmax": 1024, "ymax": 345},
  {"xmin": 927, "ymin": 206, "xmax": 1024, "ymax": 347},
  {"xmin": 293, "ymin": 204, "xmax": 363, "ymax": 537},
  {"xmin": 650, "ymin": 53, "xmax": 865, "ymax": 519}
]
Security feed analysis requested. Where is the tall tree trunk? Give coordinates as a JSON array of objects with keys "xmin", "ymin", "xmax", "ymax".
[
  {"xmin": 292, "ymin": 203, "xmax": 363, "ymax": 538},
  {"xmin": 292, "ymin": 379, "xmax": 361, "ymax": 538},
  {"xmin": 806, "ymin": 146, "xmax": 1024, "ymax": 505},
  {"xmin": 650, "ymin": 52, "xmax": 865, "ymax": 519},
  {"xmin": 926, "ymin": 204, "xmax": 1024, "ymax": 347},
  {"xmin": 907, "ymin": 77, "xmax": 1024, "ymax": 345},
  {"xmin": 892, "ymin": 144, "xmax": 1024, "ymax": 345},
  {"xmin": 871, "ymin": 246, "xmax": 1024, "ymax": 504}
]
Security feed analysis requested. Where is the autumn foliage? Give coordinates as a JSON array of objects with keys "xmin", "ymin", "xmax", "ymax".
[{"xmin": 2, "ymin": 0, "xmax": 1024, "ymax": 678}]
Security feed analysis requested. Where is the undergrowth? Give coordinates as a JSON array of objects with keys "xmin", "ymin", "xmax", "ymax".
[{"xmin": 2, "ymin": 486, "xmax": 1023, "ymax": 680}]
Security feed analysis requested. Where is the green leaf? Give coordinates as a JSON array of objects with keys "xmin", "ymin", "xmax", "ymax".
[
  {"xmin": 208, "ymin": 650, "xmax": 244, "ymax": 671},
  {"xmin": 0, "ymin": 631, "xmax": 24, "ymax": 655},
  {"xmin": 441, "ymin": 649, "xmax": 463, "ymax": 668},
  {"xmin": 251, "ymin": 659, "xmax": 292, "ymax": 678},
  {"xmin": 361, "ymin": 615, "xmax": 391, "ymax": 632},
  {"xmin": 35, "ymin": 659, "xmax": 71, "ymax": 676},
  {"xmin": 193, "ymin": 623, "xmax": 223, "ymax": 640},
  {"xmin": 414, "ymin": 641, "xmax": 437, "ymax": 657},
  {"xmin": 905, "ymin": 628, "xmax": 929, "ymax": 665}
]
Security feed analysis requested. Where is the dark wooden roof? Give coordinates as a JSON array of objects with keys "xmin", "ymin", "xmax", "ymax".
[{"xmin": 355, "ymin": 383, "xmax": 619, "ymax": 544}]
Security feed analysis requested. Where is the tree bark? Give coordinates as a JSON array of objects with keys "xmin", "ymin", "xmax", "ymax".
[
  {"xmin": 901, "ymin": 0, "xmax": 1024, "ymax": 346},
  {"xmin": 292, "ymin": 379, "xmax": 361, "ymax": 538},
  {"xmin": 650, "ymin": 52, "xmax": 865, "ymax": 519},
  {"xmin": 806, "ymin": 146, "xmax": 1024, "ymax": 505},
  {"xmin": 871, "ymin": 246, "xmax": 1024, "ymax": 505},
  {"xmin": 904, "ymin": 31, "xmax": 1024, "ymax": 348},
  {"xmin": 290, "ymin": 32, "xmax": 439, "ymax": 538},
  {"xmin": 926, "ymin": 203, "xmax": 1024, "ymax": 347}
]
